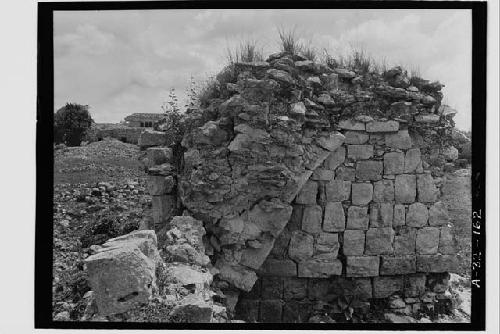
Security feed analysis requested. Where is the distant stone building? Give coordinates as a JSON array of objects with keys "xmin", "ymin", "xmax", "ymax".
[{"xmin": 124, "ymin": 113, "xmax": 165, "ymax": 128}]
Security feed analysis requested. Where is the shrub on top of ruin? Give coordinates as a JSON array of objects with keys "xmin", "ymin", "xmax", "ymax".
[
  {"xmin": 301, "ymin": 43, "xmax": 318, "ymax": 61},
  {"xmin": 225, "ymin": 39, "xmax": 264, "ymax": 64},
  {"xmin": 278, "ymin": 27, "xmax": 302, "ymax": 55},
  {"xmin": 54, "ymin": 103, "xmax": 94, "ymax": 146}
]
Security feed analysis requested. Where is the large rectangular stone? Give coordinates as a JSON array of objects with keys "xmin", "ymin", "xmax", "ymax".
[
  {"xmin": 324, "ymin": 146, "xmax": 346, "ymax": 170},
  {"xmin": 260, "ymin": 259, "xmax": 297, "ymax": 277},
  {"xmin": 366, "ymin": 120, "xmax": 399, "ymax": 132},
  {"xmin": 404, "ymin": 148, "xmax": 423, "ymax": 173},
  {"xmin": 147, "ymin": 175, "xmax": 175, "ymax": 195},
  {"xmin": 438, "ymin": 226, "xmax": 455, "ymax": 254},
  {"xmin": 365, "ymin": 227, "xmax": 394, "ymax": 255},
  {"xmin": 344, "ymin": 131, "xmax": 370, "ymax": 144},
  {"xmin": 146, "ymin": 147, "xmax": 173, "ymax": 166},
  {"xmin": 417, "ymin": 174, "xmax": 438, "ymax": 203},
  {"xmin": 283, "ymin": 278, "xmax": 308, "ymax": 300},
  {"xmin": 380, "ymin": 255, "xmax": 416, "ymax": 275},
  {"xmin": 406, "ymin": 202, "xmax": 429, "ymax": 227},
  {"xmin": 346, "ymin": 256, "xmax": 380, "ymax": 277},
  {"xmin": 298, "ymin": 259, "xmax": 342, "ymax": 277},
  {"xmin": 373, "ymin": 180, "xmax": 395, "ymax": 203},
  {"xmin": 335, "ymin": 166, "xmax": 356, "ymax": 181},
  {"xmin": 347, "ymin": 206, "xmax": 369, "ymax": 230},
  {"xmin": 311, "ymin": 168, "xmax": 335, "ymax": 181},
  {"xmin": 343, "ymin": 230, "xmax": 365, "ymax": 256},
  {"xmin": 369, "ymin": 203, "xmax": 394, "ymax": 228},
  {"xmin": 152, "ymin": 195, "xmax": 175, "ymax": 230},
  {"xmin": 261, "ymin": 277, "xmax": 283, "ymax": 299},
  {"xmin": 403, "ymin": 274, "xmax": 426, "ymax": 297},
  {"xmin": 236, "ymin": 299, "xmax": 260, "ymax": 322},
  {"xmin": 288, "ymin": 231, "xmax": 314, "ymax": 261},
  {"xmin": 355, "ymin": 160, "xmax": 383, "ymax": 181},
  {"xmin": 295, "ymin": 181, "xmax": 318, "ymax": 204},
  {"xmin": 416, "ymin": 227, "xmax": 440, "ymax": 254},
  {"xmin": 323, "ymin": 202, "xmax": 345, "ymax": 232},
  {"xmin": 428, "ymin": 202, "xmax": 450, "ymax": 226},
  {"xmin": 339, "ymin": 119, "xmax": 365, "ymax": 130},
  {"xmin": 316, "ymin": 233, "xmax": 340, "ymax": 255},
  {"xmin": 416, "ymin": 254, "xmax": 459, "ymax": 273},
  {"xmin": 260, "ymin": 299, "xmax": 283, "ymax": 322},
  {"xmin": 348, "ymin": 145, "xmax": 373, "ymax": 159},
  {"xmin": 139, "ymin": 130, "xmax": 167, "ymax": 148},
  {"xmin": 385, "ymin": 130, "xmax": 412, "ymax": 149},
  {"xmin": 373, "ymin": 276, "xmax": 404, "ymax": 298},
  {"xmin": 394, "ymin": 227, "xmax": 416, "ymax": 255},
  {"xmin": 351, "ymin": 183, "xmax": 373, "ymax": 206},
  {"xmin": 302, "ymin": 205, "xmax": 323, "ymax": 233},
  {"xmin": 393, "ymin": 204, "xmax": 406, "ymax": 227},
  {"xmin": 325, "ymin": 180, "xmax": 351, "ymax": 202},
  {"xmin": 384, "ymin": 151, "xmax": 405, "ymax": 174},
  {"xmin": 395, "ymin": 174, "xmax": 416, "ymax": 204}
]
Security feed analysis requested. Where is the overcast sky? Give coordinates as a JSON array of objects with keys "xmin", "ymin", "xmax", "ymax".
[{"xmin": 54, "ymin": 9, "xmax": 471, "ymax": 130}]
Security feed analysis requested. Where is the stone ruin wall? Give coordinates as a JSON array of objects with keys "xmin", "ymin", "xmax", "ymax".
[{"xmin": 86, "ymin": 51, "xmax": 463, "ymax": 322}]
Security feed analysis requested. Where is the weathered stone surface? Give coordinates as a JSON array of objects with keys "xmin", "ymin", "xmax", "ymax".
[
  {"xmin": 404, "ymin": 148, "xmax": 423, "ymax": 173},
  {"xmin": 324, "ymin": 146, "xmax": 346, "ymax": 170},
  {"xmin": 147, "ymin": 175, "xmax": 175, "ymax": 195},
  {"xmin": 316, "ymin": 233, "xmax": 340, "ymax": 255},
  {"xmin": 441, "ymin": 146, "xmax": 459, "ymax": 161},
  {"xmin": 428, "ymin": 202, "xmax": 449, "ymax": 226},
  {"xmin": 394, "ymin": 174, "xmax": 416, "ymax": 204},
  {"xmin": 165, "ymin": 216, "xmax": 210, "ymax": 266},
  {"xmin": 369, "ymin": 203, "xmax": 394, "ymax": 227},
  {"xmin": 348, "ymin": 145, "xmax": 374, "ymax": 160},
  {"xmin": 438, "ymin": 226, "xmax": 455, "ymax": 254},
  {"xmin": 288, "ymin": 205, "xmax": 303, "ymax": 231},
  {"xmin": 260, "ymin": 299, "xmax": 283, "ymax": 322},
  {"xmin": 323, "ymin": 202, "xmax": 345, "ymax": 232},
  {"xmin": 385, "ymin": 130, "xmax": 412, "ymax": 149},
  {"xmin": 339, "ymin": 119, "xmax": 365, "ymax": 131},
  {"xmin": 298, "ymin": 259, "xmax": 342, "ymax": 277},
  {"xmin": 355, "ymin": 160, "xmax": 383, "ymax": 181},
  {"xmin": 260, "ymin": 259, "xmax": 297, "ymax": 277},
  {"xmin": 325, "ymin": 180, "xmax": 351, "ymax": 202},
  {"xmin": 261, "ymin": 276, "xmax": 283, "ymax": 299},
  {"xmin": 416, "ymin": 255, "xmax": 459, "ymax": 273},
  {"xmin": 295, "ymin": 180, "xmax": 318, "ymax": 205},
  {"xmin": 416, "ymin": 227, "xmax": 440, "ymax": 254},
  {"xmin": 311, "ymin": 168, "xmax": 335, "ymax": 181},
  {"xmin": 236, "ymin": 299, "xmax": 259, "ymax": 322},
  {"xmin": 240, "ymin": 236, "xmax": 276, "ymax": 269},
  {"xmin": 394, "ymin": 227, "xmax": 416, "ymax": 255},
  {"xmin": 344, "ymin": 131, "xmax": 370, "ymax": 144},
  {"xmin": 324, "ymin": 72, "xmax": 339, "ymax": 90},
  {"xmin": 346, "ymin": 206, "xmax": 369, "ymax": 230},
  {"xmin": 393, "ymin": 204, "xmax": 406, "ymax": 227},
  {"xmin": 169, "ymin": 294, "xmax": 214, "ymax": 323},
  {"xmin": 365, "ymin": 227, "xmax": 394, "ymax": 255},
  {"xmin": 288, "ymin": 230, "xmax": 314, "ymax": 261},
  {"xmin": 366, "ymin": 120, "xmax": 399, "ymax": 133},
  {"xmin": 403, "ymin": 274, "xmax": 426, "ymax": 297},
  {"xmin": 406, "ymin": 203, "xmax": 428, "ymax": 227},
  {"xmin": 343, "ymin": 230, "xmax": 365, "ymax": 256},
  {"xmin": 346, "ymin": 256, "xmax": 380, "ymax": 277},
  {"xmin": 146, "ymin": 147, "xmax": 173, "ymax": 166},
  {"xmin": 384, "ymin": 152, "xmax": 405, "ymax": 174},
  {"xmin": 282, "ymin": 301, "xmax": 311, "ymax": 323},
  {"xmin": 166, "ymin": 264, "xmax": 212, "ymax": 292},
  {"xmin": 351, "ymin": 183, "xmax": 373, "ymax": 206},
  {"xmin": 217, "ymin": 262, "xmax": 258, "ymax": 292},
  {"xmin": 290, "ymin": 101, "xmax": 306, "ymax": 117},
  {"xmin": 302, "ymin": 205, "xmax": 323, "ymax": 233},
  {"xmin": 283, "ymin": 278, "xmax": 308, "ymax": 300},
  {"xmin": 316, "ymin": 132, "xmax": 345, "ymax": 152},
  {"xmin": 152, "ymin": 195, "xmax": 175, "ymax": 230},
  {"xmin": 373, "ymin": 276, "xmax": 404, "ymax": 298},
  {"xmin": 85, "ymin": 241, "xmax": 156, "ymax": 316},
  {"xmin": 417, "ymin": 174, "xmax": 438, "ymax": 202},
  {"xmin": 138, "ymin": 130, "xmax": 166, "ymax": 148},
  {"xmin": 380, "ymin": 255, "xmax": 416, "ymax": 275},
  {"xmin": 373, "ymin": 180, "xmax": 395, "ymax": 203},
  {"xmin": 335, "ymin": 166, "xmax": 355, "ymax": 181}
]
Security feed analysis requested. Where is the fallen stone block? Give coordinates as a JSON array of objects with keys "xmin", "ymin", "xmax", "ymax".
[{"xmin": 169, "ymin": 294, "xmax": 213, "ymax": 323}]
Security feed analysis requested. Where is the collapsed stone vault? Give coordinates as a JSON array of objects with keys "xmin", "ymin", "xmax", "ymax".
[{"xmin": 87, "ymin": 50, "xmax": 462, "ymax": 322}]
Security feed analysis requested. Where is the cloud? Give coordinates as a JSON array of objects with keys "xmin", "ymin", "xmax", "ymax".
[{"xmin": 54, "ymin": 9, "xmax": 471, "ymax": 129}]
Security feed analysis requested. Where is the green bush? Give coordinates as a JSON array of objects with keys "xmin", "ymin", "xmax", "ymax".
[{"xmin": 54, "ymin": 103, "xmax": 93, "ymax": 146}]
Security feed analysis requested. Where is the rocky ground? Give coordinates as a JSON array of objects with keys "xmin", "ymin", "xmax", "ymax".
[{"xmin": 52, "ymin": 138, "xmax": 152, "ymax": 321}]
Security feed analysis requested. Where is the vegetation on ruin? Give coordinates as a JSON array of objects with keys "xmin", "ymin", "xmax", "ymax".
[{"xmin": 54, "ymin": 103, "xmax": 94, "ymax": 146}]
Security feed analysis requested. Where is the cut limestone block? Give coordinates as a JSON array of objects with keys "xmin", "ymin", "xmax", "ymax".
[
  {"xmin": 395, "ymin": 174, "xmax": 416, "ymax": 204},
  {"xmin": 348, "ymin": 145, "xmax": 373, "ymax": 160},
  {"xmin": 416, "ymin": 254, "xmax": 459, "ymax": 273},
  {"xmin": 260, "ymin": 259, "xmax": 297, "ymax": 277},
  {"xmin": 323, "ymin": 202, "xmax": 345, "ymax": 232},
  {"xmin": 394, "ymin": 227, "xmax": 416, "ymax": 255},
  {"xmin": 351, "ymin": 183, "xmax": 373, "ymax": 206},
  {"xmin": 343, "ymin": 230, "xmax": 365, "ymax": 256},
  {"xmin": 403, "ymin": 274, "xmax": 427, "ymax": 297},
  {"xmin": 416, "ymin": 227, "xmax": 440, "ymax": 254},
  {"xmin": 385, "ymin": 130, "xmax": 412, "ymax": 149},
  {"xmin": 344, "ymin": 131, "xmax": 370, "ymax": 144},
  {"xmin": 428, "ymin": 202, "xmax": 450, "ymax": 226},
  {"xmin": 404, "ymin": 148, "xmax": 423, "ymax": 173},
  {"xmin": 324, "ymin": 146, "xmax": 346, "ymax": 170},
  {"xmin": 373, "ymin": 276, "xmax": 404, "ymax": 298},
  {"xmin": 355, "ymin": 160, "xmax": 383, "ymax": 181},
  {"xmin": 384, "ymin": 152, "xmax": 405, "ymax": 174},
  {"xmin": 315, "ymin": 233, "xmax": 340, "ymax": 256},
  {"xmin": 380, "ymin": 255, "xmax": 416, "ymax": 275},
  {"xmin": 406, "ymin": 203, "xmax": 428, "ymax": 227},
  {"xmin": 369, "ymin": 203, "xmax": 394, "ymax": 228},
  {"xmin": 325, "ymin": 180, "xmax": 351, "ymax": 202},
  {"xmin": 302, "ymin": 205, "xmax": 323, "ymax": 234},
  {"xmin": 298, "ymin": 259, "xmax": 342, "ymax": 277},
  {"xmin": 295, "ymin": 181, "xmax": 318, "ymax": 205},
  {"xmin": 346, "ymin": 206, "xmax": 369, "ymax": 230},
  {"xmin": 339, "ymin": 119, "xmax": 365, "ymax": 131},
  {"xmin": 393, "ymin": 204, "xmax": 406, "ymax": 227},
  {"xmin": 346, "ymin": 256, "xmax": 380, "ymax": 277},
  {"xmin": 366, "ymin": 120, "xmax": 399, "ymax": 132},
  {"xmin": 438, "ymin": 226, "xmax": 456, "ymax": 254},
  {"xmin": 373, "ymin": 180, "xmax": 395, "ymax": 203},
  {"xmin": 417, "ymin": 174, "xmax": 438, "ymax": 203},
  {"xmin": 365, "ymin": 227, "xmax": 394, "ymax": 255},
  {"xmin": 288, "ymin": 230, "xmax": 314, "ymax": 261}
]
